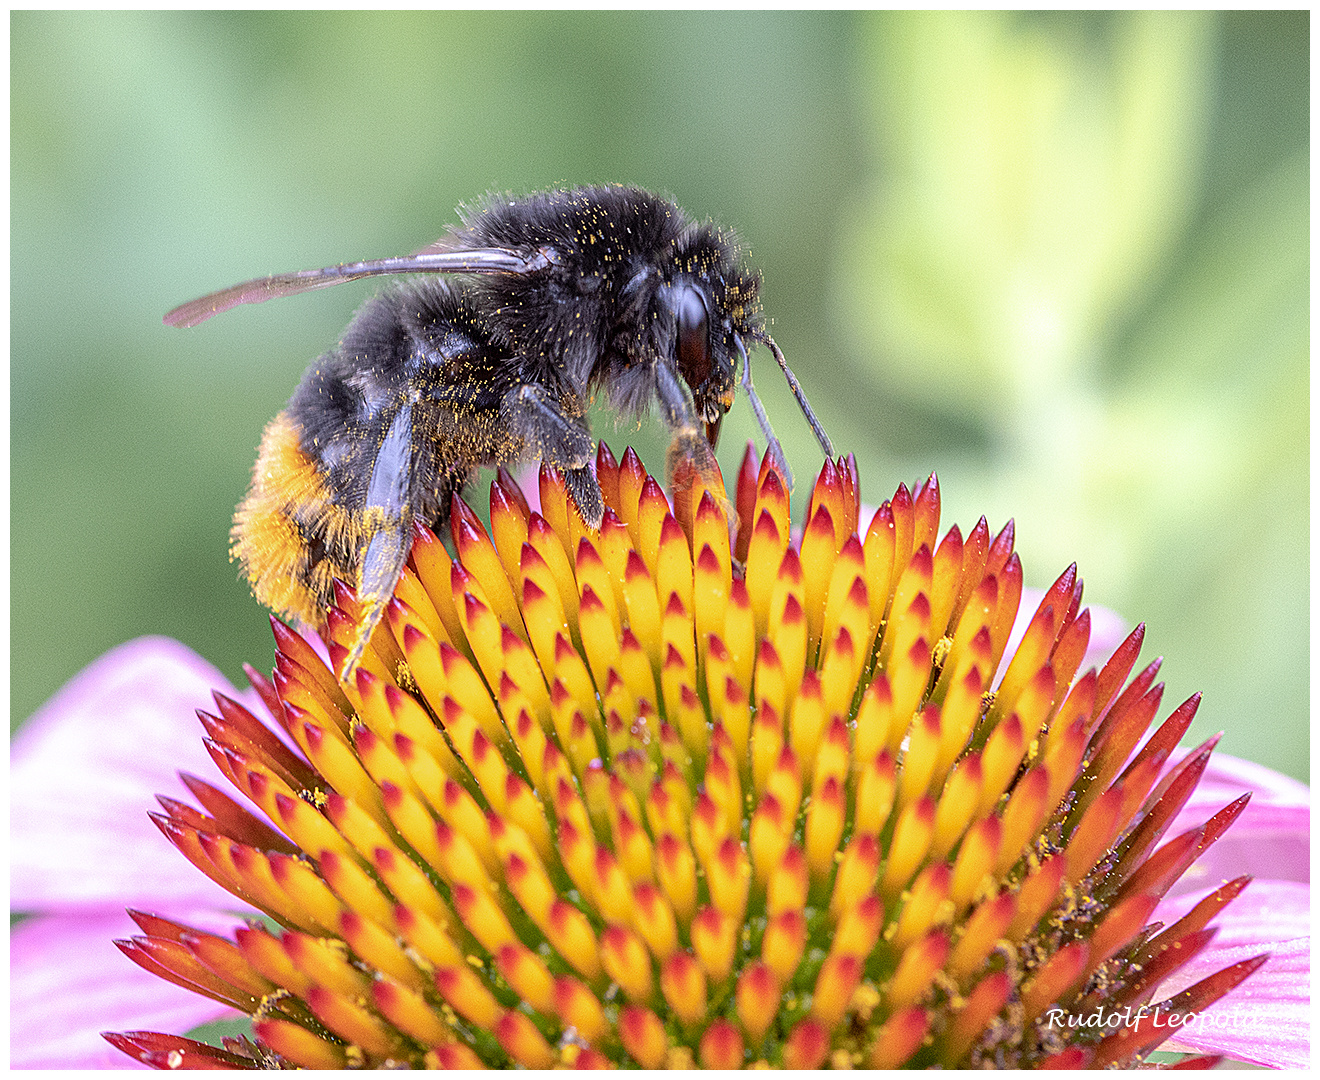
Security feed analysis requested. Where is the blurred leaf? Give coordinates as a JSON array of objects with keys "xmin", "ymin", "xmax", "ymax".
[
  {"xmin": 1103, "ymin": 151, "xmax": 1308, "ymax": 778},
  {"xmin": 838, "ymin": 11, "xmax": 1215, "ymax": 417},
  {"xmin": 831, "ymin": 10, "xmax": 1306, "ymax": 780},
  {"xmin": 986, "ymin": 150, "xmax": 1308, "ymax": 592}
]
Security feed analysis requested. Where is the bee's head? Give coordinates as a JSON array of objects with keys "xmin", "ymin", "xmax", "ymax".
[
  {"xmin": 661, "ymin": 279, "xmax": 738, "ymax": 449},
  {"xmin": 616, "ymin": 226, "xmax": 763, "ymax": 452}
]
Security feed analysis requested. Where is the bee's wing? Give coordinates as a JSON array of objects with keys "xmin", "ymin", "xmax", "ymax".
[{"xmin": 164, "ymin": 246, "xmax": 555, "ymax": 328}]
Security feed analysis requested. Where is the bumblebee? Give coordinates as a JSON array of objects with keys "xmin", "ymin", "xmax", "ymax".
[{"xmin": 166, "ymin": 185, "xmax": 834, "ymax": 675}]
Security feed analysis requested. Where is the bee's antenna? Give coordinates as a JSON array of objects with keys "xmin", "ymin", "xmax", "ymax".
[
  {"xmin": 754, "ymin": 332, "xmax": 836, "ymax": 460},
  {"xmin": 735, "ymin": 335, "xmax": 794, "ymax": 489}
]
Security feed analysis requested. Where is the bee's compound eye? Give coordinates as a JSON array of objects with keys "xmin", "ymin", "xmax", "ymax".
[{"xmin": 676, "ymin": 285, "xmax": 712, "ymax": 386}]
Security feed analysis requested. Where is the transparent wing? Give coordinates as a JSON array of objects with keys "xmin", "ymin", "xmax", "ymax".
[{"xmin": 164, "ymin": 246, "xmax": 555, "ymax": 328}]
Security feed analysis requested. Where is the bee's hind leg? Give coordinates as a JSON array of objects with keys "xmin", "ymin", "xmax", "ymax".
[
  {"xmin": 342, "ymin": 404, "xmax": 417, "ymax": 681},
  {"xmin": 342, "ymin": 514, "xmax": 411, "ymax": 676}
]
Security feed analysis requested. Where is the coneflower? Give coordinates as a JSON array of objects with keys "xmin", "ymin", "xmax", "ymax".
[{"xmin": 105, "ymin": 443, "xmax": 1264, "ymax": 1068}]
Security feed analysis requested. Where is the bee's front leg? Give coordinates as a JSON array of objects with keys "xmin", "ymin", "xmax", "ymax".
[{"xmin": 653, "ymin": 360, "xmax": 721, "ymax": 483}]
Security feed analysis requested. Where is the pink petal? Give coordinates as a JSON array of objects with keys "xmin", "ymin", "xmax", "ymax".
[
  {"xmin": 1155, "ymin": 879, "xmax": 1309, "ymax": 951},
  {"xmin": 12, "ymin": 637, "xmax": 258, "ymax": 913},
  {"xmin": 1173, "ymin": 752, "xmax": 1310, "ymax": 822},
  {"xmin": 1164, "ymin": 753, "xmax": 1309, "ymax": 897},
  {"xmin": 11, "ymin": 910, "xmax": 240, "ymax": 1068},
  {"xmin": 1156, "ymin": 936, "xmax": 1310, "ymax": 1068},
  {"xmin": 1149, "ymin": 880, "xmax": 1309, "ymax": 1067}
]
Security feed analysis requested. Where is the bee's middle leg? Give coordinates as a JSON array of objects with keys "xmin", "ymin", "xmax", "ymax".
[{"xmin": 502, "ymin": 382, "xmax": 603, "ymax": 528}]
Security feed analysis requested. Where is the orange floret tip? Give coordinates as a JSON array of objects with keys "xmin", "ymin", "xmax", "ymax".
[
  {"xmin": 554, "ymin": 974, "xmax": 610, "ymax": 1044},
  {"xmin": 176, "ymin": 771, "xmax": 298, "ymax": 853},
  {"xmin": 694, "ymin": 539, "xmax": 724, "ymax": 583},
  {"xmin": 1037, "ymin": 1045, "xmax": 1095, "ymax": 1068},
  {"xmin": 736, "ymin": 961, "xmax": 781, "ymax": 1045},
  {"xmin": 732, "ymin": 442, "xmax": 759, "ymax": 562},
  {"xmin": 1117, "ymin": 927, "xmax": 1221, "ymax": 1012},
  {"xmin": 882, "ymin": 795, "xmax": 937, "ymax": 896},
  {"xmin": 888, "ymin": 929, "xmax": 950, "ymax": 1009},
  {"xmin": 434, "ymin": 964, "xmax": 501, "ymax": 1030},
  {"xmin": 115, "ymin": 931, "xmax": 254, "ymax": 1014},
  {"xmin": 691, "ymin": 904, "xmax": 738, "ymax": 983},
  {"xmin": 494, "ymin": 464, "xmax": 532, "ymax": 517},
  {"xmin": 604, "ymin": 918, "xmax": 654, "ymax": 1003},
  {"xmin": 804, "ymin": 774, "xmax": 846, "ymax": 881},
  {"xmin": 830, "ymin": 832, "xmax": 881, "ymax": 920},
  {"xmin": 808, "ymin": 453, "xmax": 840, "ymax": 510},
  {"xmin": 812, "ymin": 952, "xmax": 864, "ymax": 1029},
  {"xmin": 659, "ymin": 950, "xmax": 707, "ymax": 1026},
  {"xmin": 632, "ymin": 881, "xmax": 679, "ymax": 959},
  {"xmin": 833, "ymin": 893, "xmax": 884, "ymax": 960},
  {"xmin": 746, "ymin": 510, "xmax": 784, "ymax": 596},
  {"xmin": 306, "ymin": 984, "xmax": 404, "ymax": 1057},
  {"xmin": 547, "ymin": 898, "xmax": 602, "ymax": 981},
  {"xmin": 943, "ymin": 970, "xmax": 1013, "ymax": 1063},
  {"xmin": 251, "ymin": 1018, "xmax": 348, "ymax": 1069},
  {"xmin": 616, "ymin": 447, "xmax": 647, "ymax": 528},
  {"xmin": 636, "ymin": 476, "xmax": 670, "ymax": 569},
  {"xmin": 1119, "ymin": 739, "xmax": 1219, "ymax": 881},
  {"xmin": 892, "ymin": 862, "xmax": 952, "ymax": 950},
  {"xmin": 495, "ymin": 1008, "xmax": 556, "ymax": 1069},
  {"xmin": 762, "ymin": 908, "xmax": 807, "ymax": 985},
  {"xmin": 869, "ymin": 1005, "xmax": 930, "ymax": 1068},
  {"xmin": 1021, "ymin": 940, "xmax": 1090, "ymax": 1021},
  {"xmin": 656, "ymin": 510, "xmax": 689, "ymax": 567},
  {"xmin": 763, "ymin": 745, "xmax": 802, "ymax": 834},
  {"xmin": 595, "ymin": 440, "xmax": 620, "ymax": 506},
  {"xmin": 447, "ymin": 490, "xmax": 487, "ymax": 544},
  {"xmin": 886, "ymin": 481, "xmax": 916, "ymax": 565},
  {"xmin": 536, "ymin": 460, "xmax": 570, "ymax": 518},
  {"xmin": 700, "ymin": 1018, "xmax": 745, "ymax": 1069},
  {"xmin": 749, "ymin": 792, "xmax": 791, "ymax": 887},
  {"xmin": 948, "ymin": 889, "xmax": 1017, "ymax": 982},
  {"xmin": 103, "ymin": 1031, "xmax": 258, "ymax": 1071},
  {"xmin": 1125, "ymin": 793, "xmax": 1252, "ymax": 904},
  {"xmin": 1124, "ymin": 692, "xmax": 1202, "ymax": 787},
  {"xmin": 755, "ymin": 454, "xmax": 789, "ymax": 516},
  {"xmin": 782, "ymin": 1018, "xmax": 830, "ymax": 1069},
  {"xmin": 572, "ymin": 1047, "xmax": 612, "ymax": 1069},
  {"xmin": 430, "ymin": 1041, "xmax": 486, "ymax": 1069},
  {"xmin": 618, "ymin": 1004, "xmax": 669, "ymax": 1069},
  {"xmin": 694, "ymin": 485, "xmax": 730, "ymax": 543},
  {"xmin": 949, "ymin": 815, "xmax": 1001, "ymax": 907}
]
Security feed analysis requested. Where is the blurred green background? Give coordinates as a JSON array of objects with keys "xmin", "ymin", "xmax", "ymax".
[{"xmin": 12, "ymin": 11, "xmax": 1307, "ymax": 781}]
